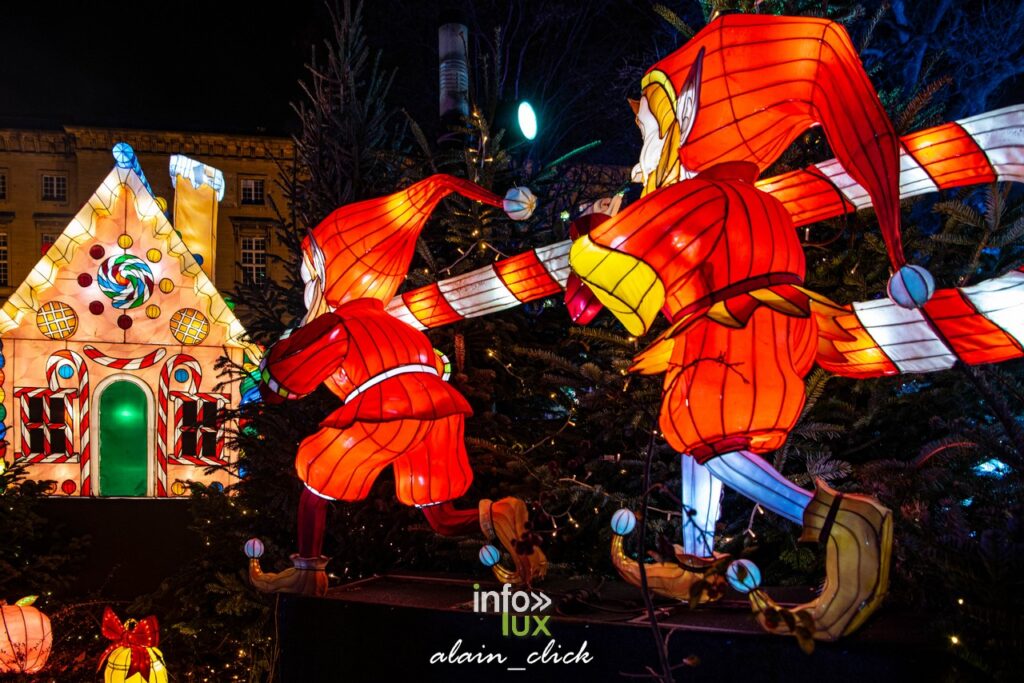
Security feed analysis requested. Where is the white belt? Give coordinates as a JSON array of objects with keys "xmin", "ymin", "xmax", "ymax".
[{"xmin": 343, "ymin": 363, "xmax": 439, "ymax": 404}]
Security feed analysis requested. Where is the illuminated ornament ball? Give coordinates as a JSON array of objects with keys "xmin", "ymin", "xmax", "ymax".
[
  {"xmin": 173, "ymin": 368, "xmax": 190, "ymax": 383},
  {"xmin": 503, "ymin": 186, "xmax": 537, "ymax": 221},
  {"xmin": 170, "ymin": 481, "xmax": 188, "ymax": 496},
  {"xmin": 116, "ymin": 315, "xmax": 132, "ymax": 331},
  {"xmin": 146, "ymin": 249, "xmax": 162, "ymax": 263},
  {"xmin": 97, "ymin": 254, "xmax": 155, "ymax": 309},
  {"xmin": 478, "ymin": 544, "xmax": 501, "ymax": 567},
  {"xmin": 36, "ymin": 301, "xmax": 79, "ymax": 340},
  {"xmin": 158, "ymin": 278, "xmax": 174, "ymax": 294},
  {"xmin": 610, "ymin": 508, "xmax": 637, "ymax": 536},
  {"xmin": 61, "ymin": 479, "xmax": 77, "ymax": 495},
  {"xmin": 244, "ymin": 538, "xmax": 265, "ymax": 559},
  {"xmin": 169, "ymin": 308, "xmax": 210, "ymax": 345},
  {"xmin": 117, "ymin": 234, "xmax": 133, "ymax": 250},
  {"xmin": 145, "ymin": 305, "xmax": 161, "ymax": 319},
  {"xmin": 58, "ymin": 364, "xmax": 75, "ymax": 380},
  {"xmin": 725, "ymin": 559, "xmax": 762, "ymax": 594},
  {"xmin": 888, "ymin": 264, "xmax": 935, "ymax": 309},
  {"xmin": 89, "ymin": 301, "xmax": 104, "ymax": 315}
]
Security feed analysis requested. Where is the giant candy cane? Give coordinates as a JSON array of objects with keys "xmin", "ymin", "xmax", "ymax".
[
  {"xmin": 44, "ymin": 351, "xmax": 91, "ymax": 495},
  {"xmin": 387, "ymin": 105, "xmax": 1024, "ymax": 376},
  {"xmin": 156, "ymin": 354, "xmax": 202, "ymax": 497}
]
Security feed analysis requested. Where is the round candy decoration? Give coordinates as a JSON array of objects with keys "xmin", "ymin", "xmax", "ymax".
[
  {"xmin": 77, "ymin": 273, "xmax": 93, "ymax": 288},
  {"xmin": 610, "ymin": 508, "xmax": 638, "ymax": 536},
  {"xmin": 36, "ymin": 301, "xmax": 79, "ymax": 340},
  {"xmin": 58, "ymin": 364, "xmax": 75, "ymax": 380},
  {"xmin": 174, "ymin": 368, "xmax": 190, "ymax": 383},
  {"xmin": 169, "ymin": 308, "xmax": 210, "ymax": 345},
  {"xmin": 158, "ymin": 278, "xmax": 175, "ymax": 294},
  {"xmin": 478, "ymin": 544, "xmax": 502, "ymax": 567},
  {"xmin": 89, "ymin": 301, "xmax": 104, "ymax": 315},
  {"xmin": 145, "ymin": 305, "xmax": 161, "ymax": 319},
  {"xmin": 117, "ymin": 234, "xmax": 134, "ymax": 249},
  {"xmin": 146, "ymin": 249, "xmax": 162, "ymax": 263},
  {"xmin": 244, "ymin": 538, "xmax": 265, "ymax": 559},
  {"xmin": 117, "ymin": 314, "xmax": 133, "ymax": 330},
  {"xmin": 97, "ymin": 254, "xmax": 155, "ymax": 309},
  {"xmin": 61, "ymin": 479, "xmax": 77, "ymax": 495},
  {"xmin": 89, "ymin": 245, "xmax": 105, "ymax": 260},
  {"xmin": 170, "ymin": 481, "xmax": 188, "ymax": 496},
  {"xmin": 725, "ymin": 559, "xmax": 763, "ymax": 594}
]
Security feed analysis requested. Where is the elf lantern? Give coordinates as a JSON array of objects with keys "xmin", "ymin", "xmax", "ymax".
[
  {"xmin": 0, "ymin": 596, "xmax": 52, "ymax": 674},
  {"xmin": 251, "ymin": 175, "xmax": 547, "ymax": 593},
  {"xmin": 98, "ymin": 608, "xmax": 167, "ymax": 683}
]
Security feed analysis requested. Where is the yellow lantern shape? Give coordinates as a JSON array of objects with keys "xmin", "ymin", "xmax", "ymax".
[{"xmin": 99, "ymin": 608, "xmax": 168, "ymax": 683}]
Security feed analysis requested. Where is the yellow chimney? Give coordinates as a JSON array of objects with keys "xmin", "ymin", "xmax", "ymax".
[{"xmin": 169, "ymin": 155, "xmax": 224, "ymax": 281}]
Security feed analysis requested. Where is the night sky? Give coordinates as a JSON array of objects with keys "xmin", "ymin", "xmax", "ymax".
[
  {"xmin": 0, "ymin": 2, "xmax": 375, "ymax": 135},
  {"xmin": 0, "ymin": 2, "xmax": 664, "ymax": 166}
]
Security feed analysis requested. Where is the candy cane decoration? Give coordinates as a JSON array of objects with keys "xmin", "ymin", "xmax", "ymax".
[
  {"xmin": 45, "ymin": 350, "xmax": 90, "ymax": 495},
  {"xmin": 388, "ymin": 104, "xmax": 1024, "ymax": 330},
  {"xmin": 83, "ymin": 345, "xmax": 166, "ymax": 370},
  {"xmin": 157, "ymin": 354, "xmax": 201, "ymax": 497},
  {"xmin": 171, "ymin": 391, "xmax": 228, "ymax": 467}
]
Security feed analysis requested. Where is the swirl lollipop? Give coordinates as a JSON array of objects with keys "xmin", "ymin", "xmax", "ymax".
[{"xmin": 97, "ymin": 254, "xmax": 155, "ymax": 309}]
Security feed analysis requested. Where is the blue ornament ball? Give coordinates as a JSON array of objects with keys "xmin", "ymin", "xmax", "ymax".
[
  {"xmin": 0, "ymin": 424, "xmax": 7, "ymax": 441},
  {"xmin": 0, "ymin": 353, "xmax": 6, "ymax": 370},
  {"xmin": 58, "ymin": 364, "xmax": 75, "ymax": 380},
  {"xmin": 194, "ymin": 254, "xmax": 205, "ymax": 266},
  {"xmin": 726, "ymin": 559, "xmax": 762, "ymax": 594},
  {"xmin": 887, "ymin": 265, "xmax": 935, "ymax": 309},
  {"xmin": 478, "ymin": 544, "xmax": 501, "ymax": 567},
  {"xmin": 244, "ymin": 537, "xmax": 265, "ymax": 559},
  {"xmin": 610, "ymin": 508, "xmax": 637, "ymax": 536},
  {"xmin": 174, "ymin": 368, "xmax": 190, "ymax": 383}
]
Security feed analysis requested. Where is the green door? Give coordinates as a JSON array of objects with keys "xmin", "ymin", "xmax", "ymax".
[{"xmin": 99, "ymin": 381, "xmax": 149, "ymax": 496}]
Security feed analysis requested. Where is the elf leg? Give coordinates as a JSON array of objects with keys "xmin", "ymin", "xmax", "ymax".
[
  {"xmin": 393, "ymin": 414, "xmax": 548, "ymax": 587},
  {"xmin": 703, "ymin": 450, "xmax": 811, "ymax": 525},
  {"xmin": 681, "ymin": 454, "xmax": 722, "ymax": 558},
  {"xmin": 707, "ymin": 450, "xmax": 892, "ymax": 641}
]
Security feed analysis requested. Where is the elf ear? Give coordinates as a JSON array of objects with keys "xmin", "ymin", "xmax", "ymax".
[
  {"xmin": 676, "ymin": 47, "xmax": 704, "ymax": 145},
  {"xmin": 628, "ymin": 98, "xmax": 641, "ymax": 116}
]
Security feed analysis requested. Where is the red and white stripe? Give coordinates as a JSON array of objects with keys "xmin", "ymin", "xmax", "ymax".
[
  {"xmin": 156, "ymin": 354, "xmax": 202, "ymax": 497},
  {"xmin": 170, "ymin": 390, "xmax": 228, "ymax": 467},
  {"xmin": 83, "ymin": 345, "xmax": 166, "ymax": 370},
  {"xmin": 45, "ymin": 351, "xmax": 90, "ymax": 492},
  {"xmin": 388, "ymin": 105, "xmax": 1024, "ymax": 330},
  {"xmin": 817, "ymin": 268, "xmax": 1024, "ymax": 378}
]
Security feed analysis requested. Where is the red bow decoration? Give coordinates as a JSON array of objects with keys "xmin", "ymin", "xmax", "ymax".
[{"xmin": 97, "ymin": 607, "xmax": 161, "ymax": 678}]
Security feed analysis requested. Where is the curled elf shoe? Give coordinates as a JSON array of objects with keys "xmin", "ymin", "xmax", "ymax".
[
  {"xmin": 479, "ymin": 497, "xmax": 548, "ymax": 587},
  {"xmin": 611, "ymin": 522, "xmax": 727, "ymax": 605},
  {"xmin": 612, "ymin": 536, "xmax": 727, "ymax": 605},
  {"xmin": 249, "ymin": 554, "xmax": 329, "ymax": 597},
  {"xmin": 743, "ymin": 480, "xmax": 893, "ymax": 641}
]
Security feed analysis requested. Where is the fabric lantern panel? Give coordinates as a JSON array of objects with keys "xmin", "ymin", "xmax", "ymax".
[{"xmin": 0, "ymin": 596, "xmax": 52, "ymax": 674}]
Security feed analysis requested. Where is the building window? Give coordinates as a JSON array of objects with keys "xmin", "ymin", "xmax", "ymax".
[
  {"xmin": 41, "ymin": 233, "xmax": 58, "ymax": 256},
  {"xmin": 16, "ymin": 388, "xmax": 75, "ymax": 460},
  {"xmin": 240, "ymin": 235, "xmax": 267, "ymax": 283},
  {"xmin": 41, "ymin": 174, "xmax": 68, "ymax": 202},
  {"xmin": 0, "ymin": 171, "xmax": 7, "ymax": 200},
  {"xmin": 240, "ymin": 177, "xmax": 265, "ymax": 205},
  {"xmin": 171, "ymin": 393, "xmax": 226, "ymax": 464},
  {"xmin": 0, "ymin": 232, "xmax": 8, "ymax": 287}
]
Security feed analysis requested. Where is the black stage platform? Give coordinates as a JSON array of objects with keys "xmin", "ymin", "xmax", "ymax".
[{"xmin": 278, "ymin": 572, "xmax": 947, "ymax": 683}]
